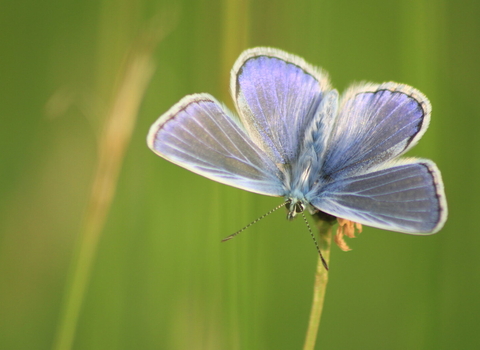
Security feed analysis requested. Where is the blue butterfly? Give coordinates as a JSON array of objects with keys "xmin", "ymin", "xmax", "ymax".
[{"xmin": 147, "ymin": 47, "xmax": 447, "ymax": 258}]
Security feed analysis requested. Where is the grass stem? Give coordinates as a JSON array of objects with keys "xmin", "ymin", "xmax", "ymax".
[
  {"xmin": 52, "ymin": 43, "xmax": 155, "ymax": 350},
  {"xmin": 303, "ymin": 213, "xmax": 334, "ymax": 350}
]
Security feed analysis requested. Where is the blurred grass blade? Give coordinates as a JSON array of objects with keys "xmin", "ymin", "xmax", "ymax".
[
  {"xmin": 52, "ymin": 32, "xmax": 158, "ymax": 350},
  {"xmin": 220, "ymin": 0, "xmax": 250, "ymax": 101}
]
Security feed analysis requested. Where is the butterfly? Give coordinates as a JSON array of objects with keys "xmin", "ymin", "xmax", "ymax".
[{"xmin": 147, "ymin": 47, "xmax": 447, "ymax": 265}]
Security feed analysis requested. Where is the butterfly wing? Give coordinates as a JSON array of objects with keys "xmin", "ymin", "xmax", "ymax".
[
  {"xmin": 231, "ymin": 47, "xmax": 331, "ymax": 165},
  {"xmin": 310, "ymin": 159, "xmax": 447, "ymax": 233},
  {"xmin": 310, "ymin": 82, "xmax": 447, "ymax": 233},
  {"xmin": 147, "ymin": 93, "xmax": 285, "ymax": 196},
  {"xmin": 321, "ymin": 82, "xmax": 432, "ymax": 179}
]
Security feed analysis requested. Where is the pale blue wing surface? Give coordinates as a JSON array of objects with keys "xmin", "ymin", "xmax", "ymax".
[
  {"xmin": 309, "ymin": 159, "xmax": 447, "ymax": 233},
  {"xmin": 231, "ymin": 47, "xmax": 331, "ymax": 165},
  {"xmin": 147, "ymin": 93, "xmax": 285, "ymax": 196},
  {"xmin": 321, "ymin": 83, "xmax": 431, "ymax": 179}
]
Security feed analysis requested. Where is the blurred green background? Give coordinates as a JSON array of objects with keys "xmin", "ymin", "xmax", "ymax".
[{"xmin": 1, "ymin": 0, "xmax": 479, "ymax": 349}]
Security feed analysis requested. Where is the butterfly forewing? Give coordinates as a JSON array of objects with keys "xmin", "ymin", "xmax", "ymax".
[
  {"xmin": 232, "ymin": 47, "xmax": 331, "ymax": 165},
  {"xmin": 321, "ymin": 83, "xmax": 431, "ymax": 179}
]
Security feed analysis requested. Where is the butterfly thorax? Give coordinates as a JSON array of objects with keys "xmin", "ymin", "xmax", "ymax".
[
  {"xmin": 284, "ymin": 175, "xmax": 319, "ymax": 220},
  {"xmin": 283, "ymin": 142, "xmax": 325, "ymax": 220}
]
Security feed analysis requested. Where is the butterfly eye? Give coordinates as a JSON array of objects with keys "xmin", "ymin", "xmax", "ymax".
[
  {"xmin": 286, "ymin": 200, "xmax": 305, "ymax": 220},
  {"xmin": 295, "ymin": 203, "xmax": 305, "ymax": 213}
]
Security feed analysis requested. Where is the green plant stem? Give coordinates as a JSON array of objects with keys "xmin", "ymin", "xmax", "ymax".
[{"xmin": 303, "ymin": 214, "xmax": 334, "ymax": 350}]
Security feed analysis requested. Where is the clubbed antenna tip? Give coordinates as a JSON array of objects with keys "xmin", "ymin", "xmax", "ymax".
[{"xmin": 221, "ymin": 201, "xmax": 288, "ymax": 242}]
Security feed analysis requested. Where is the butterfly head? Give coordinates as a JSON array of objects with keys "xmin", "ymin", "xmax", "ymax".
[{"xmin": 286, "ymin": 199, "xmax": 307, "ymax": 221}]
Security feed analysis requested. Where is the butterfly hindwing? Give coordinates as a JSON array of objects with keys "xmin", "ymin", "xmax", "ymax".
[
  {"xmin": 310, "ymin": 159, "xmax": 447, "ymax": 234},
  {"xmin": 147, "ymin": 93, "xmax": 285, "ymax": 196}
]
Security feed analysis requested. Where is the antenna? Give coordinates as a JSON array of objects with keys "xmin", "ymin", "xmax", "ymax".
[
  {"xmin": 301, "ymin": 212, "xmax": 329, "ymax": 270},
  {"xmin": 221, "ymin": 202, "xmax": 288, "ymax": 242}
]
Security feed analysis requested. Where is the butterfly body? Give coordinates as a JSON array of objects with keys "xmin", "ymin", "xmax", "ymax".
[
  {"xmin": 238, "ymin": 86, "xmax": 340, "ymax": 220},
  {"xmin": 148, "ymin": 47, "xmax": 447, "ymax": 235}
]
